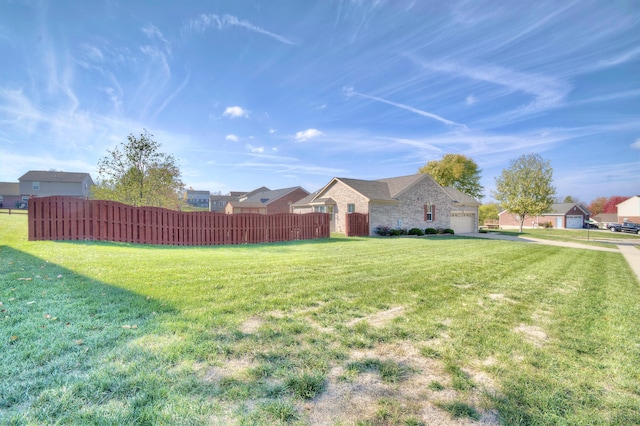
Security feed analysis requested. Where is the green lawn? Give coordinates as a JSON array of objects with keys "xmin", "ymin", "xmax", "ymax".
[
  {"xmin": 1, "ymin": 214, "xmax": 639, "ymax": 425},
  {"xmin": 494, "ymin": 227, "xmax": 640, "ymax": 248}
]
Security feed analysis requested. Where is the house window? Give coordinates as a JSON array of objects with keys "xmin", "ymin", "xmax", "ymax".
[
  {"xmin": 347, "ymin": 203, "xmax": 356, "ymax": 213},
  {"xmin": 424, "ymin": 204, "xmax": 435, "ymax": 221},
  {"xmin": 314, "ymin": 206, "xmax": 326, "ymax": 213},
  {"xmin": 32, "ymin": 181, "xmax": 40, "ymax": 190},
  {"xmin": 22, "ymin": 196, "xmax": 29, "ymax": 202}
]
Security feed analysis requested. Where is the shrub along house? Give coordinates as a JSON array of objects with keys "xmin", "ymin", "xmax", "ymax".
[
  {"xmin": 292, "ymin": 174, "xmax": 480, "ymax": 235},
  {"xmin": 498, "ymin": 203, "xmax": 590, "ymax": 229}
]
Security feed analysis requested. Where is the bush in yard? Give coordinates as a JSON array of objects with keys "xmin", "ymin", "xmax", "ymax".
[
  {"xmin": 390, "ymin": 228, "xmax": 407, "ymax": 236},
  {"xmin": 443, "ymin": 228, "xmax": 455, "ymax": 234},
  {"xmin": 375, "ymin": 226, "xmax": 392, "ymax": 236},
  {"xmin": 425, "ymin": 228, "xmax": 437, "ymax": 235},
  {"xmin": 408, "ymin": 228, "xmax": 424, "ymax": 236}
]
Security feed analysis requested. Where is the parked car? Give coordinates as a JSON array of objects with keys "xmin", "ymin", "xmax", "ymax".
[
  {"xmin": 609, "ymin": 222, "xmax": 640, "ymax": 234},
  {"xmin": 621, "ymin": 222, "xmax": 640, "ymax": 234},
  {"xmin": 584, "ymin": 219, "xmax": 598, "ymax": 229}
]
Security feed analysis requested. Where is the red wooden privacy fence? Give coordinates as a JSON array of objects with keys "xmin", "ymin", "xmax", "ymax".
[
  {"xmin": 345, "ymin": 212, "xmax": 369, "ymax": 237},
  {"xmin": 29, "ymin": 196, "xmax": 330, "ymax": 245}
]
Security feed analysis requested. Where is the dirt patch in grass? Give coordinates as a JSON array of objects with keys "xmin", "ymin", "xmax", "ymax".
[
  {"xmin": 199, "ymin": 357, "xmax": 257, "ymax": 383},
  {"xmin": 514, "ymin": 324, "xmax": 548, "ymax": 348},
  {"xmin": 239, "ymin": 316, "xmax": 265, "ymax": 334},
  {"xmin": 346, "ymin": 306, "xmax": 405, "ymax": 327},
  {"xmin": 304, "ymin": 342, "xmax": 500, "ymax": 425},
  {"xmin": 487, "ymin": 293, "xmax": 518, "ymax": 304}
]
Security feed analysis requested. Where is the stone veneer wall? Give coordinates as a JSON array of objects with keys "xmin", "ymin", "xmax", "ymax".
[{"xmin": 369, "ymin": 178, "xmax": 452, "ymax": 234}]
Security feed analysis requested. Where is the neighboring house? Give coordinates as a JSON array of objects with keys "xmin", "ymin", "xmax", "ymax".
[
  {"xmin": 292, "ymin": 174, "xmax": 480, "ymax": 235},
  {"xmin": 498, "ymin": 203, "xmax": 590, "ymax": 229},
  {"xmin": 184, "ymin": 190, "xmax": 211, "ymax": 209},
  {"xmin": 616, "ymin": 195, "xmax": 640, "ymax": 223},
  {"xmin": 591, "ymin": 213, "xmax": 619, "ymax": 229},
  {"xmin": 0, "ymin": 182, "xmax": 21, "ymax": 208},
  {"xmin": 226, "ymin": 186, "xmax": 310, "ymax": 215},
  {"xmin": 224, "ymin": 201, "xmax": 267, "ymax": 214},
  {"xmin": 210, "ymin": 193, "xmax": 241, "ymax": 212},
  {"xmin": 18, "ymin": 171, "xmax": 94, "ymax": 199}
]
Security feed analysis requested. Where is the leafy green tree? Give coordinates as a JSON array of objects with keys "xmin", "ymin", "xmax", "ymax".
[
  {"xmin": 92, "ymin": 130, "xmax": 185, "ymax": 208},
  {"xmin": 493, "ymin": 153, "xmax": 556, "ymax": 233},
  {"xmin": 479, "ymin": 203, "xmax": 500, "ymax": 225},
  {"xmin": 418, "ymin": 154, "xmax": 484, "ymax": 200}
]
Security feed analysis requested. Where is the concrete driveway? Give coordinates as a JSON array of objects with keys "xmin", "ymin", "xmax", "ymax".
[{"xmin": 468, "ymin": 232, "xmax": 640, "ymax": 282}]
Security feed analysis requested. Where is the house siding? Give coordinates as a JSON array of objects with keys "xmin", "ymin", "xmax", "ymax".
[
  {"xmin": 19, "ymin": 177, "xmax": 93, "ymax": 198},
  {"xmin": 369, "ymin": 178, "xmax": 451, "ymax": 234},
  {"xmin": 318, "ymin": 181, "xmax": 369, "ymax": 234},
  {"xmin": 617, "ymin": 196, "xmax": 640, "ymax": 223}
]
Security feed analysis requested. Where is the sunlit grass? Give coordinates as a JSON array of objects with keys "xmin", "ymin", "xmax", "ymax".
[{"xmin": 1, "ymin": 214, "xmax": 639, "ymax": 424}]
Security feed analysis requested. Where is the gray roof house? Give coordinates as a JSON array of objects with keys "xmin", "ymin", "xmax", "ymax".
[
  {"xmin": 292, "ymin": 174, "xmax": 480, "ymax": 234},
  {"xmin": 18, "ymin": 171, "xmax": 94, "ymax": 199},
  {"xmin": 0, "ymin": 182, "xmax": 21, "ymax": 208},
  {"xmin": 499, "ymin": 203, "xmax": 590, "ymax": 229}
]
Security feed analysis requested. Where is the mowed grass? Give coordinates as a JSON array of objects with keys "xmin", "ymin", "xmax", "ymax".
[{"xmin": 1, "ymin": 214, "xmax": 639, "ymax": 425}]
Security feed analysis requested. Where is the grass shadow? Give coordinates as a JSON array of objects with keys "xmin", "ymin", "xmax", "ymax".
[{"xmin": 0, "ymin": 245, "xmax": 203, "ymax": 424}]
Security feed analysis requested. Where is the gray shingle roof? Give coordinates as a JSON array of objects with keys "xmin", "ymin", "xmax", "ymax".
[
  {"xmin": 242, "ymin": 186, "xmax": 308, "ymax": 204},
  {"xmin": 19, "ymin": 171, "xmax": 93, "ymax": 183}
]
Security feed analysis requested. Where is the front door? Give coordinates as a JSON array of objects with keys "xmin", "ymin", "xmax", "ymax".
[{"xmin": 556, "ymin": 217, "xmax": 563, "ymax": 229}]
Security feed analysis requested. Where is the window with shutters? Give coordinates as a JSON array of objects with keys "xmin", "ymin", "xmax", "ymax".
[{"xmin": 424, "ymin": 204, "xmax": 435, "ymax": 221}]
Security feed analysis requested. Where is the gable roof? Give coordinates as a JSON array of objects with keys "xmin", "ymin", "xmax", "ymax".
[
  {"xmin": 499, "ymin": 203, "xmax": 590, "ymax": 216},
  {"xmin": 549, "ymin": 203, "xmax": 590, "ymax": 215},
  {"xmin": 441, "ymin": 186, "xmax": 482, "ymax": 206},
  {"xmin": 19, "ymin": 171, "xmax": 93, "ymax": 184},
  {"xmin": 311, "ymin": 174, "xmax": 481, "ymax": 205},
  {"xmin": 240, "ymin": 186, "xmax": 308, "ymax": 205},
  {"xmin": 0, "ymin": 182, "xmax": 20, "ymax": 196}
]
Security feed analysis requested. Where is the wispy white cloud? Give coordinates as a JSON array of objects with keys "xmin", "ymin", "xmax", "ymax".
[
  {"xmin": 407, "ymin": 56, "xmax": 571, "ymax": 122},
  {"xmin": 142, "ymin": 24, "xmax": 172, "ymax": 56},
  {"xmin": 631, "ymin": 138, "xmax": 640, "ymax": 149},
  {"xmin": 226, "ymin": 134, "xmax": 239, "ymax": 142},
  {"xmin": 344, "ymin": 86, "xmax": 467, "ymax": 129},
  {"xmin": 246, "ymin": 144, "xmax": 264, "ymax": 153},
  {"xmin": 185, "ymin": 14, "xmax": 298, "ymax": 45},
  {"xmin": 295, "ymin": 128, "xmax": 324, "ymax": 141},
  {"xmin": 223, "ymin": 106, "xmax": 250, "ymax": 118},
  {"xmin": 466, "ymin": 95, "xmax": 477, "ymax": 106}
]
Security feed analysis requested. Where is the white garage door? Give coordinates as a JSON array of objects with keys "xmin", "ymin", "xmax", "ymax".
[
  {"xmin": 566, "ymin": 215, "xmax": 583, "ymax": 229},
  {"xmin": 450, "ymin": 213, "xmax": 475, "ymax": 234}
]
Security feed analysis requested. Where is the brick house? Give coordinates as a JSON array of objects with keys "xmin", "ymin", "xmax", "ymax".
[
  {"xmin": 616, "ymin": 195, "xmax": 640, "ymax": 223},
  {"xmin": 292, "ymin": 174, "xmax": 480, "ymax": 235},
  {"xmin": 498, "ymin": 203, "xmax": 590, "ymax": 229},
  {"xmin": 224, "ymin": 186, "xmax": 309, "ymax": 215},
  {"xmin": 18, "ymin": 171, "xmax": 94, "ymax": 199}
]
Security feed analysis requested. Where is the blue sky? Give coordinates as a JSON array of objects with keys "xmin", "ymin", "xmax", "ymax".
[{"xmin": 1, "ymin": 0, "xmax": 639, "ymax": 203}]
